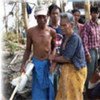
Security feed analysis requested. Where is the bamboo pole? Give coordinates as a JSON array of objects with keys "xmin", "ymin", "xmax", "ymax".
[
  {"xmin": 84, "ymin": 0, "xmax": 90, "ymax": 21},
  {"xmin": 9, "ymin": 81, "xmax": 20, "ymax": 100},
  {"xmin": 60, "ymin": 0, "xmax": 67, "ymax": 12},
  {"xmin": 22, "ymin": 0, "xmax": 28, "ymax": 31}
]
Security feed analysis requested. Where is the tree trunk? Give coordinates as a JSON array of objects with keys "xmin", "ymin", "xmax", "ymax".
[
  {"xmin": 22, "ymin": 1, "xmax": 28, "ymax": 31},
  {"xmin": 84, "ymin": 0, "xmax": 90, "ymax": 21}
]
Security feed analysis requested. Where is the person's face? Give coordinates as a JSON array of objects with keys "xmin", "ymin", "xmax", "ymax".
[
  {"xmin": 73, "ymin": 11, "xmax": 80, "ymax": 22},
  {"xmin": 50, "ymin": 9, "xmax": 60, "ymax": 23},
  {"xmin": 60, "ymin": 18, "xmax": 72, "ymax": 35},
  {"xmin": 35, "ymin": 15, "xmax": 48, "ymax": 26},
  {"xmin": 91, "ymin": 12, "xmax": 99, "ymax": 21}
]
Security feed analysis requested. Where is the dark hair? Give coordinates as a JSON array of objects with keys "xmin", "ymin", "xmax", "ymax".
[
  {"xmin": 79, "ymin": 16, "xmax": 85, "ymax": 24},
  {"xmin": 90, "ymin": 6, "xmax": 99, "ymax": 13},
  {"xmin": 72, "ymin": 8, "xmax": 80, "ymax": 14},
  {"xmin": 48, "ymin": 4, "xmax": 61, "ymax": 15}
]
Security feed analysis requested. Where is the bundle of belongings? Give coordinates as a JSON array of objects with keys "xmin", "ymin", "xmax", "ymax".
[{"xmin": 88, "ymin": 58, "xmax": 100, "ymax": 99}]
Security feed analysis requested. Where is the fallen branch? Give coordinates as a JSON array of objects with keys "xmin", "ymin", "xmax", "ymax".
[{"xmin": 8, "ymin": 54, "xmax": 19, "ymax": 68}]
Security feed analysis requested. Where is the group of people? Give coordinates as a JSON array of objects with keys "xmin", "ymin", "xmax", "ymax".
[{"xmin": 21, "ymin": 4, "xmax": 100, "ymax": 100}]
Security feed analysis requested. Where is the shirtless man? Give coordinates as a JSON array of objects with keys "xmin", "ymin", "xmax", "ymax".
[{"xmin": 21, "ymin": 5, "xmax": 56, "ymax": 100}]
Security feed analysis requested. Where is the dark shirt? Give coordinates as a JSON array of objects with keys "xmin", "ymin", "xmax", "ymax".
[
  {"xmin": 49, "ymin": 25, "xmax": 63, "ymax": 35},
  {"xmin": 49, "ymin": 25, "xmax": 63, "ymax": 54},
  {"xmin": 60, "ymin": 33, "xmax": 87, "ymax": 69}
]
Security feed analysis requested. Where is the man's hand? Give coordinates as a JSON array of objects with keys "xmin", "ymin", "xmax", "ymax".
[
  {"xmin": 50, "ymin": 63, "xmax": 56, "ymax": 73},
  {"xmin": 49, "ymin": 54, "xmax": 55, "ymax": 61},
  {"xmin": 20, "ymin": 64, "xmax": 26, "ymax": 73},
  {"xmin": 86, "ymin": 54, "xmax": 91, "ymax": 63},
  {"xmin": 49, "ymin": 54, "xmax": 58, "ymax": 62}
]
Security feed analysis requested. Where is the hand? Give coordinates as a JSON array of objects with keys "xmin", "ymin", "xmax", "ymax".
[
  {"xmin": 86, "ymin": 54, "xmax": 91, "ymax": 63},
  {"xmin": 50, "ymin": 63, "xmax": 56, "ymax": 73},
  {"xmin": 20, "ymin": 64, "xmax": 26, "ymax": 73},
  {"xmin": 49, "ymin": 55, "xmax": 55, "ymax": 61}
]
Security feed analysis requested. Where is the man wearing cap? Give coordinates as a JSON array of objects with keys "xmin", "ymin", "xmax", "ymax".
[
  {"xmin": 21, "ymin": 5, "xmax": 56, "ymax": 100},
  {"xmin": 82, "ymin": 6, "xmax": 100, "ymax": 95}
]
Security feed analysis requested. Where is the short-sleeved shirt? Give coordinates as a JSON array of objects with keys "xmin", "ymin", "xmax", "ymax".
[{"xmin": 60, "ymin": 33, "xmax": 86, "ymax": 69}]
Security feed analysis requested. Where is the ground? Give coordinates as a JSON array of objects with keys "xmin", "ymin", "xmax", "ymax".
[{"xmin": 2, "ymin": 50, "xmax": 32, "ymax": 100}]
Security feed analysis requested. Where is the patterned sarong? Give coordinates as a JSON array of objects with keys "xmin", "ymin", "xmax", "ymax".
[{"xmin": 56, "ymin": 63, "xmax": 87, "ymax": 100}]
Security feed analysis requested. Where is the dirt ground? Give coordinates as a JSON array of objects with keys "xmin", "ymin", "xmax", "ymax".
[{"xmin": 2, "ymin": 50, "xmax": 32, "ymax": 100}]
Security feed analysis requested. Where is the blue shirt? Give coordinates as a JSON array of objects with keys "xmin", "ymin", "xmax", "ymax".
[
  {"xmin": 49, "ymin": 25, "xmax": 63, "ymax": 35},
  {"xmin": 49, "ymin": 25, "xmax": 63, "ymax": 54},
  {"xmin": 60, "ymin": 33, "xmax": 87, "ymax": 69}
]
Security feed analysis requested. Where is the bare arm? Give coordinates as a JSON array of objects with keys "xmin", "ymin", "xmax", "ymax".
[
  {"xmin": 50, "ymin": 28, "xmax": 57, "ymax": 52},
  {"xmin": 49, "ymin": 55, "xmax": 70, "ymax": 73},
  {"xmin": 53, "ymin": 55, "xmax": 71, "ymax": 63},
  {"xmin": 49, "ymin": 28, "xmax": 57, "ymax": 73},
  {"xmin": 21, "ymin": 30, "xmax": 32, "ymax": 72}
]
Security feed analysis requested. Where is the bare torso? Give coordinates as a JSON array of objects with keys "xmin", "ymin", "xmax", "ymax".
[{"xmin": 27, "ymin": 26, "xmax": 56, "ymax": 60}]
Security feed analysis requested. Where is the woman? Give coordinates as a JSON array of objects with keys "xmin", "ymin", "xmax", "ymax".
[
  {"xmin": 50, "ymin": 12, "xmax": 87, "ymax": 100},
  {"xmin": 72, "ymin": 9, "xmax": 84, "ymax": 37}
]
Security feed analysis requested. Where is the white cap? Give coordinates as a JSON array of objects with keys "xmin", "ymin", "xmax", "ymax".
[{"xmin": 34, "ymin": 5, "xmax": 48, "ymax": 16}]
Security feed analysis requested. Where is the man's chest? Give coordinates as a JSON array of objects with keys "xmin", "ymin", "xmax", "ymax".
[{"xmin": 32, "ymin": 32, "xmax": 52, "ymax": 44}]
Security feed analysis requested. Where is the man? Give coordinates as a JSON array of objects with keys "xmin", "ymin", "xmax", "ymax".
[
  {"xmin": 48, "ymin": 4, "xmax": 63, "ymax": 96},
  {"xmin": 48, "ymin": 4, "xmax": 63, "ymax": 53},
  {"xmin": 48, "ymin": 4, "xmax": 62, "ymax": 35},
  {"xmin": 21, "ymin": 5, "xmax": 56, "ymax": 100},
  {"xmin": 82, "ymin": 6, "xmax": 100, "ymax": 95}
]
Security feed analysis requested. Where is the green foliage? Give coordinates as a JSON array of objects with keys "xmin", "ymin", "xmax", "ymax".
[
  {"xmin": 6, "ymin": 42, "xmax": 19, "ymax": 53},
  {"xmin": 3, "ymin": 31, "xmax": 25, "ymax": 54}
]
